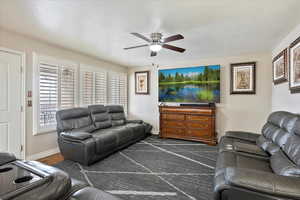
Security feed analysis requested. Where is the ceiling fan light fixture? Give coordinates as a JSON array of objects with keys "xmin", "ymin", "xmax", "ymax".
[{"xmin": 149, "ymin": 44, "xmax": 162, "ymax": 52}]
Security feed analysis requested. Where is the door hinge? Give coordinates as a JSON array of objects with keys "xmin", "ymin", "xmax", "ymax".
[{"xmin": 20, "ymin": 145, "xmax": 23, "ymax": 152}]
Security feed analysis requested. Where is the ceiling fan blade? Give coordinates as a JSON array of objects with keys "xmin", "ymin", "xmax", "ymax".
[
  {"xmin": 151, "ymin": 51, "xmax": 157, "ymax": 57},
  {"xmin": 124, "ymin": 44, "xmax": 148, "ymax": 50},
  {"xmin": 131, "ymin": 33, "xmax": 151, "ymax": 42},
  {"xmin": 163, "ymin": 34, "xmax": 184, "ymax": 43},
  {"xmin": 162, "ymin": 44, "xmax": 185, "ymax": 53}
]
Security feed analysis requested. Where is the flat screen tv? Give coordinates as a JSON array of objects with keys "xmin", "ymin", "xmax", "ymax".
[{"xmin": 159, "ymin": 65, "xmax": 220, "ymax": 103}]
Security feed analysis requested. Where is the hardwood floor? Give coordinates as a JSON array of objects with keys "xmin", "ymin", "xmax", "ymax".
[{"xmin": 37, "ymin": 153, "xmax": 64, "ymax": 166}]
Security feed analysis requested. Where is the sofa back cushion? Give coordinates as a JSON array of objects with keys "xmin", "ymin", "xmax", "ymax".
[
  {"xmin": 56, "ymin": 107, "xmax": 95, "ymax": 134},
  {"xmin": 270, "ymin": 150, "xmax": 300, "ymax": 177},
  {"xmin": 258, "ymin": 111, "xmax": 298, "ymax": 154},
  {"xmin": 106, "ymin": 105, "xmax": 126, "ymax": 126},
  {"xmin": 88, "ymin": 105, "xmax": 112, "ymax": 129}
]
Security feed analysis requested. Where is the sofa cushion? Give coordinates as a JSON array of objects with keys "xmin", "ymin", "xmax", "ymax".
[
  {"xmin": 216, "ymin": 151, "xmax": 271, "ymax": 174},
  {"xmin": 125, "ymin": 123, "xmax": 145, "ymax": 138},
  {"xmin": 88, "ymin": 105, "xmax": 112, "ymax": 129},
  {"xmin": 61, "ymin": 132, "xmax": 92, "ymax": 141},
  {"xmin": 270, "ymin": 150, "xmax": 300, "ymax": 177},
  {"xmin": 92, "ymin": 129, "xmax": 118, "ymax": 154},
  {"xmin": 56, "ymin": 108, "xmax": 95, "ymax": 134},
  {"xmin": 225, "ymin": 131, "xmax": 260, "ymax": 143},
  {"xmin": 106, "ymin": 105, "xmax": 126, "ymax": 126}
]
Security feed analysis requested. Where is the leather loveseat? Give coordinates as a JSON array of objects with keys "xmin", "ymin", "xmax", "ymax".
[
  {"xmin": 0, "ymin": 152, "xmax": 121, "ymax": 200},
  {"xmin": 214, "ymin": 111, "xmax": 300, "ymax": 200},
  {"xmin": 56, "ymin": 105, "xmax": 152, "ymax": 165}
]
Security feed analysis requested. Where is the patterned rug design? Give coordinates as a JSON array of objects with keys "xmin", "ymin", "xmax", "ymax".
[{"xmin": 55, "ymin": 136, "xmax": 218, "ymax": 200}]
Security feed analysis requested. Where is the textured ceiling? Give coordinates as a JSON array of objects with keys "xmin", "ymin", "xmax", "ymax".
[{"xmin": 1, "ymin": 0, "xmax": 300, "ymax": 67}]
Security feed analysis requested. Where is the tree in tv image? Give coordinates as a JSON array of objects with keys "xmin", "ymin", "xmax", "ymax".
[{"xmin": 159, "ymin": 65, "xmax": 220, "ymax": 103}]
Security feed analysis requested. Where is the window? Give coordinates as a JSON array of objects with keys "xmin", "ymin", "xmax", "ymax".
[
  {"xmin": 109, "ymin": 72, "xmax": 128, "ymax": 113},
  {"xmin": 34, "ymin": 54, "xmax": 78, "ymax": 134},
  {"xmin": 80, "ymin": 67, "xmax": 107, "ymax": 105}
]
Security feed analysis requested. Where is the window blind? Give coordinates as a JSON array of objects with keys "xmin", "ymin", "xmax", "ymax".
[
  {"xmin": 109, "ymin": 73, "xmax": 127, "ymax": 113},
  {"xmin": 95, "ymin": 72, "xmax": 107, "ymax": 104},
  {"xmin": 81, "ymin": 70, "xmax": 107, "ymax": 105},
  {"xmin": 60, "ymin": 66, "xmax": 76, "ymax": 109},
  {"xmin": 82, "ymin": 71, "xmax": 94, "ymax": 105},
  {"xmin": 39, "ymin": 63, "xmax": 59, "ymax": 128}
]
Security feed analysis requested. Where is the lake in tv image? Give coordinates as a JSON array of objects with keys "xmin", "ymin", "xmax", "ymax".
[{"xmin": 159, "ymin": 65, "xmax": 220, "ymax": 103}]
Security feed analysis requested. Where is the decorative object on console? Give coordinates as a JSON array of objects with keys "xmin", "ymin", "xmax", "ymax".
[
  {"xmin": 289, "ymin": 36, "xmax": 300, "ymax": 93},
  {"xmin": 273, "ymin": 48, "xmax": 288, "ymax": 84},
  {"xmin": 159, "ymin": 65, "xmax": 220, "ymax": 103},
  {"xmin": 135, "ymin": 71, "xmax": 150, "ymax": 94},
  {"xmin": 159, "ymin": 105, "xmax": 216, "ymax": 145},
  {"xmin": 230, "ymin": 62, "xmax": 256, "ymax": 94}
]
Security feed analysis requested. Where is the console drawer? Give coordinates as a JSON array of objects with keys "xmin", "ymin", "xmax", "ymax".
[
  {"xmin": 161, "ymin": 114, "xmax": 185, "ymax": 121},
  {"xmin": 186, "ymin": 115, "xmax": 210, "ymax": 122},
  {"xmin": 162, "ymin": 120, "xmax": 185, "ymax": 128}
]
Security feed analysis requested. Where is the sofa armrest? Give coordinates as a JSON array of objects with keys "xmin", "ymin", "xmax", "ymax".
[
  {"xmin": 61, "ymin": 132, "xmax": 92, "ymax": 141},
  {"xmin": 233, "ymin": 142, "xmax": 269, "ymax": 157},
  {"xmin": 0, "ymin": 152, "xmax": 16, "ymax": 165},
  {"xmin": 126, "ymin": 119, "xmax": 143, "ymax": 124},
  {"xmin": 225, "ymin": 131, "xmax": 260, "ymax": 143},
  {"xmin": 224, "ymin": 167, "xmax": 300, "ymax": 199}
]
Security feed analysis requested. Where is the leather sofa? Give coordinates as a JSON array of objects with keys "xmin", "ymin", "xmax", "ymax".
[
  {"xmin": 0, "ymin": 152, "xmax": 121, "ymax": 200},
  {"xmin": 214, "ymin": 111, "xmax": 300, "ymax": 200},
  {"xmin": 56, "ymin": 105, "xmax": 152, "ymax": 165}
]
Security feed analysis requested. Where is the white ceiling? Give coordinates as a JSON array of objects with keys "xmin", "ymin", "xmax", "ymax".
[{"xmin": 1, "ymin": 0, "xmax": 300, "ymax": 67}]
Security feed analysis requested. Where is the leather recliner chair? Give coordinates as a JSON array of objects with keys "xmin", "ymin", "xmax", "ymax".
[
  {"xmin": 0, "ymin": 152, "xmax": 121, "ymax": 200},
  {"xmin": 56, "ymin": 105, "xmax": 152, "ymax": 165},
  {"xmin": 214, "ymin": 111, "xmax": 300, "ymax": 200}
]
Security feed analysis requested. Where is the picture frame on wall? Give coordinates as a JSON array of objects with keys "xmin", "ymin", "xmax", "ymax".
[
  {"xmin": 289, "ymin": 36, "xmax": 300, "ymax": 93},
  {"xmin": 273, "ymin": 49, "xmax": 288, "ymax": 84},
  {"xmin": 230, "ymin": 62, "xmax": 256, "ymax": 94},
  {"xmin": 135, "ymin": 71, "xmax": 150, "ymax": 94}
]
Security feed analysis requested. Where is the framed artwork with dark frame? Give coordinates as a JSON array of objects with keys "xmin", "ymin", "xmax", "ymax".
[
  {"xmin": 230, "ymin": 62, "xmax": 256, "ymax": 94},
  {"xmin": 135, "ymin": 71, "xmax": 150, "ymax": 94},
  {"xmin": 273, "ymin": 49, "xmax": 288, "ymax": 84},
  {"xmin": 289, "ymin": 36, "xmax": 300, "ymax": 93}
]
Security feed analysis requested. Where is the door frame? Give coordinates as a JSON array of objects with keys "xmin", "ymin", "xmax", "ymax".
[{"xmin": 0, "ymin": 47, "xmax": 26, "ymax": 159}]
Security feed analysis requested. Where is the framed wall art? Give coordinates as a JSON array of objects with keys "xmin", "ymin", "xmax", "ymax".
[
  {"xmin": 230, "ymin": 62, "xmax": 256, "ymax": 94},
  {"xmin": 135, "ymin": 71, "xmax": 150, "ymax": 94},
  {"xmin": 289, "ymin": 36, "xmax": 300, "ymax": 93},
  {"xmin": 273, "ymin": 49, "xmax": 288, "ymax": 84}
]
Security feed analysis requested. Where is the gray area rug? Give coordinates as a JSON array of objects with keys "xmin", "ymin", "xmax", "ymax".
[{"xmin": 54, "ymin": 136, "xmax": 218, "ymax": 200}]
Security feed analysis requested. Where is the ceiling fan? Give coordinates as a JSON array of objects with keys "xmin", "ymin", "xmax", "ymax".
[{"xmin": 124, "ymin": 33, "xmax": 185, "ymax": 57}]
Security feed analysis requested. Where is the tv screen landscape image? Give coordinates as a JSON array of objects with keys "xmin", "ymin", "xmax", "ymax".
[{"xmin": 159, "ymin": 65, "xmax": 220, "ymax": 103}]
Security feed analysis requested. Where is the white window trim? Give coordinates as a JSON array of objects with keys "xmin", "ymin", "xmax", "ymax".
[
  {"xmin": 80, "ymin": 64, "xmax": 107, "ymax": 106},
  {"xmin": 33, "ymin": 53, "xmax": 79, "ymax": 135}
]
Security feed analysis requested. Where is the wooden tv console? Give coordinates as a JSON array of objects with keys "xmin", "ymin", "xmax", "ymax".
[{"xmin": 159, "ymin": 105, "xmax": 216, "ymax": 145}]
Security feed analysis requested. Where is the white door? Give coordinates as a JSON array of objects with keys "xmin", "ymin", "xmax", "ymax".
[{"xmin": 0, "ymin": 50, "xmax": 22, "ymax": 158}]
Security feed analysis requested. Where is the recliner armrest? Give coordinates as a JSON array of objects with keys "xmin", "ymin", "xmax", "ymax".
[
  {"xmin": 0, "ymin": 152, "xmax": 16, "ymax": 165},
  {"xmin": 224, "ymin": 167, "xmax": 300, "ymax": 199},
  {"xmin": 225, "ymin": 131, "xmax": 260, "ymax": 143},
  {"xmin": 126, "ymin": 119, "xmax": 143, "ymax": 124},
  {"xmin": 61, "ymin": 132, "xmax": 92, "ymax": 141}
]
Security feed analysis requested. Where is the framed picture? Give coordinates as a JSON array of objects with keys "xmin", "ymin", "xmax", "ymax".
[
  {"xmin": 273, "ymin": 49, "xmax": 288, "ymax": 84},
  {"xmin": 230, "ymin": 62, "xmax": 256, "ymax": 94},
  {"xmin": 289, "ymin": 36, "xmax": 300, "ymax": 93},
  {"xmin": 135, "ymin": 71, "xmax": 149, "ymax": 94}
]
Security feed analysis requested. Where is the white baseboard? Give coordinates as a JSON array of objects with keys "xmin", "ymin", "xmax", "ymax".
[{"xmin": 26, "ymin": 147, "xmax": 60, "ymax": 161}]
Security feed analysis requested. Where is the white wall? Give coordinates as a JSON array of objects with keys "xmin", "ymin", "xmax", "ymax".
[
  {"xmin": 0, "ymin": 28, "xmax": 128, "ymax": 159},
  {"xmin": 272, "ymin": 23, "xmax": 300, "ymax": 112},
  {"xmin": 128, "ymin": 53, "xmax": 272, "ymax": 138}
]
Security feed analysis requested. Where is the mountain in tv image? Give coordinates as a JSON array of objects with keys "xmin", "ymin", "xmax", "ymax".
[{"xmin": 159, "ymin": 65, "xmax": 220, "ymax": 103}]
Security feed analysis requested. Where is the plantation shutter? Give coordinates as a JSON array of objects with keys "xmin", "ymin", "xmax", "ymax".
[
  {"xmin": 82, "ymin": 71, "xmax": 94, "ymax": 105},
  {"xmin": 109, "ymin": 73, "xmax": 127, "ymax": 113},
  {"xmin": 39, "ymin": 63, "xmax": 59, "ymax": 128},
  {"xmin": 95, "ymin": 72, "xmax": 107, "ymax": 104},
  {"xmin": 60, "ymin": 66, "xmax": 76, "ymax": 109},
  {"xmin": 119, "ymin": 74, "xmax": 127, "ymax": 113}
]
